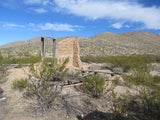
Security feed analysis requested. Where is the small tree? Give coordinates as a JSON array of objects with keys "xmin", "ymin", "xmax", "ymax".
[
  {"xmin": 26, "ymin": 58, "xmax": 69, "ymax": 112},
  {"xmin": 82, "ymin": 73, "xmax": 105, "ymax": 98}
]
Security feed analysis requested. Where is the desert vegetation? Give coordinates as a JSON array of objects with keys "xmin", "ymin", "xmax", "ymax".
[
  {"xmin": 81, "ymin": 55, "xmax": 160, "ymax": 120},
  {"xmin": 10, "ymin": 57, "xmax": 69, "ymax": 112},
  {"xmin": 110, "ymin": 70, "xmax": 160, "ymax": 120},
  {"xmin": 0, "ymin": 52, "xmax": 8, "ymax": 83},
  {"xmin": 82, "ymin": 73, "xmax": 106, "ymax": 98},
  {"xmin": 0, "ymin": 52, "xmax": 41, "ymax": 84},
  {"xmin": 1, "ymin": 31, "xmax": 160, "ymax": 57},
  {"xmin": 81, "ymin": 55, "xmax": 160, "ymax": 71},
  {"xmin": 12, "ymin": 78, "xmax": 28, "ymax": 90},
  {"xmin": 0, "ymin": 49, "xmax": 160, "ymax": 120}
]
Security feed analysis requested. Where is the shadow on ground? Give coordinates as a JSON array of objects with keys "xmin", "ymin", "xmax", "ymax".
[{"xmin": 77, "ymin": 110, "xmax": 126, "ymax": 120}]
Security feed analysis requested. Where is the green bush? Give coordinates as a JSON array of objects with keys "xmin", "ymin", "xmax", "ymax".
[
  {"xmin": 0, "ymin": 72, "xmax": 7, "ymax": 83},
  {"xmin": 111, "ymin": 87, "xmax": 160, "ymax": 120},
  {"xmin": 12, "ymin": 78, "xmax": 28, "ymax": 90},
  {"xmin": 122, "ymin": 68, "xmax": 160, "ymax": 90},
  {"xmin": 81, "ymin": 55, "xmax": 160, "ymax": 72},
  {"xmin": 112, "ymin": 77, "xmax": 120, "ymax": 86},
  {"xmin": 113, "ymin": 68, "xmax": 160, "ymax": 120},
  {"xmin": 0, "ymin": 53, "xmax": 8, "ymax": 83},
  {"xmin": 122, "ymin": 69, "xmax": 152, "ymax": 86},
  {"xmin": 26, "ymin": 58, "xmax": 69, "ymax": 112},
  {"xmin": 5, "ymin": 55, "xmax": 41, "ymax": 65},
  {"xmin": 0, "ymin": 52, "xmax": 3, "ymax": 60},
  {"xmin": 155, "ymin": 56, "xmax": 160, "ymax": 63},
  {"xmin": 82, "ymin": 73, "xmax": 105, "ymax": 98},
  {"xmin": 153, "ymin": 75, "xmax": 160, "ymax": 84}
]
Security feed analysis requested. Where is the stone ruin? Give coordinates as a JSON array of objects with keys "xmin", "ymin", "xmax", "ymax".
[{"xmin": 41, "ymin": 36, "xmax": 82, "ymax": 68}]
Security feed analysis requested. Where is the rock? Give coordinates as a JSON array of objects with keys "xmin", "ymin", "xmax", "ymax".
[
  {"xmin": 98, "ymin": 73, "xmax": 111, "ymax": 79},
  {"xmin": 0, "ymin": 97, "xmax": 6, "ymax": 101},
  {"xmin": 10, "ymin": 64, "xmax": 19, "ymax": 68},
  {"xmin": 6, "ymin": 64, "xmax": 19, "ymax": 69},
  {"xmin": 82, "ymin": 62, "xmax": 89, "ymax": 66},
  {"xmin": 89, "ymin": 65, "xmax": 102, "ymax": 70},
  {"xmin": 112, "ymin": 67, "xmax": 124, "ymax": 74},
  {"xmin": 104, "ymin": 74, "xmax": 112, "ymax": 78}
]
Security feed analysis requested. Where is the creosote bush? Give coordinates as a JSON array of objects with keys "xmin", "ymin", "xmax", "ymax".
[
  {"xmin": 82, "ymin": 73, "xmax": 105, "ymax": 98},
  {"xmin": 0, "ymin": 52, "xmax": 8, "ymax": 83},
  {"xmin": 112, "ymin": 77, "xmax": 120, "ymax": 86},
  {"xmin": 111, "ymin": 88, "xmax": 160, "ymax": 120},
  {"xmin": 0, "ymin": 52, "xmax": 3, "ymax": 60},
  {"xmin": 122, "ymin": 69, "xmax": 152, "ymax": 86},
  {"xmin": 5, "ymin": 55, "xmax": 42, "ymax": 65},
  {"xmin": 81, "ymin": 55, "xmax": 160, "ymax": 72},
  {"xmin": 111, "ymin": 68, "xmax": 160, "ymax": 120},
  {"xmin": 12, "ymin": 78, "xmax": 28, "ymax": 90},
  {"xmin": 26, "ymin": 58, "xmax": 69, "ymax": 112}
]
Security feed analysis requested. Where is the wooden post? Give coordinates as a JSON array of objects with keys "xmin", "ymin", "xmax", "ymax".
[
  {"xmin": 41, "ymin": 36, "xmax": 45, "ymax": 60},
  {"xmin": 52, "ymin": 38, "xmax": 57, "ymax": 59}
]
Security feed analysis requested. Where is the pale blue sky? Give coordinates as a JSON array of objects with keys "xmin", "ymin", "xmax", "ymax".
[{"xmin": 0, "ymin": 0, "xmax": 160, "ymax": 46}]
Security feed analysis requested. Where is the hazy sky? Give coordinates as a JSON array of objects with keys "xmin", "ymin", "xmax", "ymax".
[{"xmin": 0, "ymin": 0, "xmax": 160, "ymax": 46}]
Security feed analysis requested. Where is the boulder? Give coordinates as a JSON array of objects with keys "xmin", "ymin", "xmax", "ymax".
[{"xmin": 112, "ymin": 67, "xmax": 124, "ymax": 74}]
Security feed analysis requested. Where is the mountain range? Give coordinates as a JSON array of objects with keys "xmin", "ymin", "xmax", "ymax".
[{"xmin": 0, "ymin": 30, "xmax": 160, "ymax": 56}]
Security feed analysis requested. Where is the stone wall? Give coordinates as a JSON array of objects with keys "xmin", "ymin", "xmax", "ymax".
[{"xmin": 57, "ymin": 37, "xmax": 82, "ymax": 68}]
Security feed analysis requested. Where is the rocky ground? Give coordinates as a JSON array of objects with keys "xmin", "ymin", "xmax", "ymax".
[{"xmin": 0, "ymin": 63, "xmax": 160, "ymax": 120}]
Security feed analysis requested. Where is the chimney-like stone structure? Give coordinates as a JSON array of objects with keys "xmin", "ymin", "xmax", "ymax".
[
  {"xmin": 57, "ymin": 37, "xmax": 82, "ymax": 68},
  {"xmin": 41, "ymin": 36, "xmax": 82, "ymax": 68}
]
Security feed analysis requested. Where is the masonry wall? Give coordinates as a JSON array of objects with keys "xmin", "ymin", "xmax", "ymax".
[{"xmin": 57, "ymin": 37, "xmax": 82, "ymax": 68}]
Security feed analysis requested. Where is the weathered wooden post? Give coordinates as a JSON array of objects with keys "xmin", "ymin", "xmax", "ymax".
[
  {"xmin": 52, "ymin": 38, "xmax": 57, "ymax": 59},
  {"xmin": 41, "ymin": 36, "xmax": 45, "ymax": 60}
]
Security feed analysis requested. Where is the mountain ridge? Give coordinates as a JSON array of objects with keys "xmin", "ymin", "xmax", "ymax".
[{"xmin": 0, "ymin": 31, "xmax": 160, "ymax": 56}]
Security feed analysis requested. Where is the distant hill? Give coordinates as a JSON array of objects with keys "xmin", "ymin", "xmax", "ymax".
[
  {"xmin": 86, "ymin": 31, "xmax": 160, "ymax": 56},
  {"xmin": 0, "ymin": 37, "xmax": 42, "ymax": 49},
  {"xmin": 119, "ymin": 31, "xmax": 160, "ymax": 44},
  {"xmin": 0, "ymin": 31, "xmax": 160, "ymax": 56}
]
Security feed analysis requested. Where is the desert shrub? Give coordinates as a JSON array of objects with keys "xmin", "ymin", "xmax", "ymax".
[
  {"xmin": 111, "ymin": 68, "xmax": 160, "ymax": 120},
  {"xmin": 122, "ymin": 69, "xmax": 152, "ymax": 86},
  {"xmin": 44, "ymin": 57, "xmax": 52, "ymax": 62},
  {"xmin": 111, "ymin": 87, "xmax": 160, "ymax": 120},
  {"xmin": 81, "ymin": 56, "xmax": 106, "ymax": 63},
  {"xmin": 112, "ymin": 77, "xmax": 120, "ymax": 86},
  {"xmin": 122, "ymin": 68, "xmax": 160, "ymax": 90},
  {"xmin": 139, "ymin": 88, "xmax": 160, "ymax": 119},
  {"xmin": 0, "ymin": 52, "xmax": 3, "ymax": 60},
  {"xmin": 112, "ymin": 99, "xmax": 128, "ymax": 120},
  {"xmin": 153, "ymin": 75, "xmax": 160, "ymax": 84},
  {"xmin": 155, "ymin": 56, "xmax": 160, "ymax": 63},
  {"xmin": 81, "ymin": 55, "xmax": 160, "ymax": 72},
  {"xmin": 82, "ymin": 73, "xmax": 105, "ymax": 98},
  {"xmin": 12, "ymin": 78, "xmax": 28, "ymax": 90},
  {"xmin": 106, "ymin": 55, "xmax": 151, "ymax": 72},
  {"xmin": 5, "ymin": 55, "xmax": 41, "ymax": 65},
  {"xmin": 0, "ymin": 71, "xmax": 8, "ymax": 83},
  {"xmin": 0, "ymin": 53, "xmax": 8, "ymax": 83},
  {"xmin": 26, "ymin": 58, "xmax": 69, "ymax": 112}
]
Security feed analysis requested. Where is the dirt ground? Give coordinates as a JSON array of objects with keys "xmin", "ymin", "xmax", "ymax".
[{"xmin": 0, "ymin": 63, "xmax": 149, "ymax": 120}]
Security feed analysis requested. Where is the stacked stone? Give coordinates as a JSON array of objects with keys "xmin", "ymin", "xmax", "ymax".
[{"xmin": 57, "ymin": 37, "xmax": 82, "ymax": 68}]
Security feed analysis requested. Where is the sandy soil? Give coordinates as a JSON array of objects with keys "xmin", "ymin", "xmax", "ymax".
[{"xmin": 0, "ymin": 64, "xmax": 143, "ymax": 120}]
